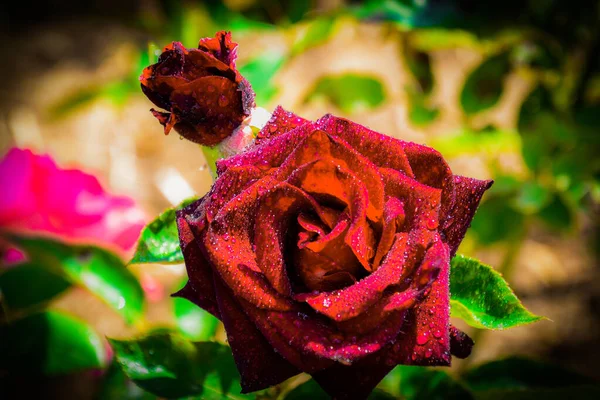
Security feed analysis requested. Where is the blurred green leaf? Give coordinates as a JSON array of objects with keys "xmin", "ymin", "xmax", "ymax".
[
  {"xmin": 469, "ymin": 196, "xmax": 525, "ymax": 245},
  {"xmin": 98, "ymin": 361, "xmax": 157, "ymax": 400},
  {"xmin": 429, "ymin": 128, "xmax": 521, "ymax": 158},
  {"xmin": 461, "ymin": 52, "xmax": 511, "ymax": 115},
  {"xmin": 10, "ymin": 234, "xmax": 144, "ymax": 325},
  {"xmin": 173, "ymin": 292, "xmax": 219, "ymax": 341},
  {"xmin": 450, "ymin": 255, "xmax": 543, "ymax": 329},
  {"xmin": 472, "ymin": 385, "xmax": 600, "ymax": 400},
  {"xmin": 378, "ymin": 365, "xmax": 472, "ymax": 400},
  {"xmin": 352, "ymin": 0, "xmax": 457, "ymax": 29},
  {"xmin": 512, "ymin": 182, "xmax": 552, "ymax": 214},
  {"xmin": 407, "ymin": 89, "xmax": 439, "ymax": 126},
  {"xmin": 131, "ymin": 198, "xmax": 198, "ymax": 265},
  {"xmin": 537, "ymin": 192, "xmax": 574, "ymax": 230},
  {"xmin": 305, "ymin": 74, "xmax": 386, "ymax": 114},
  {"xmin": 110, "ymin": 332, "xmax": 253, "ymax": 399},
  {"xmin": 464, "ymin": 357, "xmax": 595, "ymax": 392},
  {"xmin": 47, "ymin": 86, "xmax": 105, "ymax": 120},
  {"xmin": 0, "ymin": 263, "xmax": 71, "ymax": 315},
  {"xmin": 285, "ymin": 379, "xmax": 395, "ymax": 400},
  {"xmin": 291, "ymin": 17, "xmax": 335, "ymax": 56},
  {"xmin": 285, "ymin": 379, "xmax": 328, "ymax": 400},
  {"xmin": 0, "ymin": 310, "xmax": 106, "ymax": 374},
  {"xmin": 404, "ymin": 43, "xmax": 434, "ymax": 94},
  {"xmin": 239, "ymin": 52, "xmax": 286, "ymax": 105}
]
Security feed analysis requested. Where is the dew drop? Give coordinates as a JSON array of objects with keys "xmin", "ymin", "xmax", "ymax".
[{"xmin": 416, "ymin": 331, "xmax": 429, "ymax": 345}]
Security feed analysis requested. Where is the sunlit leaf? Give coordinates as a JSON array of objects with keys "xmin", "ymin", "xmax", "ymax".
[
  {"xmin": 9, "ymin": 234, "xmax": 144, "ymax": 325},
  {"xmin": 174, "ymin": 292, "xmax": 219, "ymax": 341},
  {"xmin": 239, "ymin": 52, "xmax": 286, "ymax": 105},
  {"xmin": 461, "ymin": 52, "xmax": 511, "ymax": 115},
  {"xmin": 131, "ymin": 198, "xmax": 198, "ymax": 265},
  {"xmin": 378, "ymin": 365, "xmax": 472, "ymax": 400},
  {"xmin": 0, "ymin": 263, "xmax": 71, "ymax": 315},
  {"xmin": 110, "ymin": 332, "xmax": 254, "ymax": 399},
  {"xmin": 291, "ymin": 17, "xmax": 335, "ymax": 56},
  {"xmin": 305, "ymin": 74, "xmax": 386, "ymax": 114},
  {"xmin": 0, "ymin": 310, "xmax": 106, "ymax": 374},
  {"xmin": 429, "ymin": 129, "xmax": 521, "ymax": 158},
  {"xmin": 450, "ymin": 255, "xmax": 543, "ymax": 329}
]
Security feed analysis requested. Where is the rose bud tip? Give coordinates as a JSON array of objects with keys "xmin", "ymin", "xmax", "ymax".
[{"xmin": 140, "ymin": 31, "xmax": 256, "ymax": 146}]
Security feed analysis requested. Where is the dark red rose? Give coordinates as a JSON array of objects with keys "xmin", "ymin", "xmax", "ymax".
[
  {"xmin": 140, "ymin": 31, "xmax": 255, "ymax": 146},
  {"xmin": 175, "ymin": 107, "xmax": 492, "ymax": 399}
]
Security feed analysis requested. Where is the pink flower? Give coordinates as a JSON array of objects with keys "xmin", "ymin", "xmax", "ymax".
[{"xmin": 0, "ymin": 148, "xmax": 146, "ymax": 258}]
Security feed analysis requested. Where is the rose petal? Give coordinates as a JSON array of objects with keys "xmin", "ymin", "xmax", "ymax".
[
  {"xmin": 217, "ymin": 122, "xmax": 315, "ymax": 174},
  {"xmin": 298, "ymin": 230, "xmax": 434, "ymax": 322},
  {"xmin": 318, "ymin": 114, "xmax": 414, "ymax": 176},
  {"xmin": 312, "ymin": 350, "xmax": 395, "ymax": 400},
  {"xmin": 168, "ymin": 76, "xmax": 245, "ymax": 146},
  {"xmin": 372, "ymin": 197, "xmax": 405, "ymax": 270},
  {"xmin": 205, "ymin": 176, "xmax": 293, "ymax": 310},
  {"xmin": 197, "ymin": 31, "xmax": 238, "ymax": 68},
  {"xmin": 243, "ymin": 304, "xmax": 407, "ymax": 365},
  {"xmin": 213, "ymin": 277, "xmax": 299, "ymax": 392},
  {"xmin": 286, "ymin": 159, "xmax": 376, "ymax": 271},
  {"xmin": 254, "ymin": 184, "xmax": 316, "ymax": 296},
  {"xmin": 380, "ymin": 167, "xmax": 442, "ymax": 232},
  {"xmin": 442, "ymin": 175, "xmax": 493, "ymax": 256},
  {"xmin": 449, "ymin": 325, "xmax": 474, "ymax": 359},
  {"xmin": 390, "ymin": 240, "xmax": 451, "ymax": 366},
  {"xmin": 256, "ymin": 105, "xmax": 310, "ymax": 144},
  {"xmin": 175, "ymin": 199, "xmax": 220, "ymax": 318}
]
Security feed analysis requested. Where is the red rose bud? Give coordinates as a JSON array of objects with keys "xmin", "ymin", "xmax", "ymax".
[
  {"xmin": 175, "ymin": 106, "xmax": 493, "ymax": 399},
  {"xmin": 140, "ymin": 31, "xmax": 255, "ymax": 146}
]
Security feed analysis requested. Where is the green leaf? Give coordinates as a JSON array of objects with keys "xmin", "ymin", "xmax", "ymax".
[
  {"xmin": 0, "ymin": 263, "xmax": 71, "ymax": 315},
  {"xmin": 47, "ymin": 86, "xmax": 105, "ymax": 120},
  {"xmin": 472, "ymin": 385, "xmax": 600, "ymax": 400},
  {"xmin": 464, "ymin": 357, "xmax": 595, "ymax": 392},
  {"xmin": 450, "ymin": 255, "xmax": 543, "ymax": 329},
  {"xmin": 537, "ymin": 192, "xmax": 574, "ymax": 230},
  {"xmin": 285, "ymin": 379, "xmax": 328, "ymax": 400},
  {"xmin": 131, "ymin": 198, "xmax": 198, "ymax": 265},
  {"xmin": 404, "ymin": 45, "xmax": 434, "ymax": 94},
  {"xmin": 429, "ymin": 128, "xmax": 521, "ymax": 158},
  {"xmin": 469, "ymin": 196, "xmax": 525, "ymax": 245},
  {"xmin": 511, "ymin": 182, "xmax": 552, "ymax": 214},
  {"xmin": 408, "ymin": 89, "xmax": 439, "ymax": 126},
  {"xmin": 378, "ymin": 365, "xmax": 473, "ymax": 400},
  {"xmin": 9, "ymin": 234, "xmax": 144, "ymax": 325},
  {"xmin": 238, "ymin": 52, "xmax": 286, "ymax": 105},
  {"xmin": 461, "ymin": 52, "xmax": 511, "ymax": 115},
  {"xmin": 98, "ymin": 361, "xmax": 157, "ymax": 400},
  {"xmin": 0, "ymin": 310, "xmax": 106, "ymax": 374},
  {"xmin": 291, "ymin": 17, "xmax": 335, "ymax": 56},
  {"xmin": 305, "ymin": 74, "xmax": 386, "ymax": 114},
  {"xmin": 174, "ymin": 294, "xmax": 219, "ymax": 341},
  {"xmin": 465, "ymin": 357, "xmax": 600, "ymax": 400},
  {"xmin": 110, "ymin": 332, "xmax": 253, "ymax": 399}
]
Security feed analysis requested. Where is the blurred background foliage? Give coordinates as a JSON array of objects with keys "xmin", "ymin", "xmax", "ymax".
[{"xmin": 0, "ymin": 0, "xmax": 599, "ymax": 398}]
